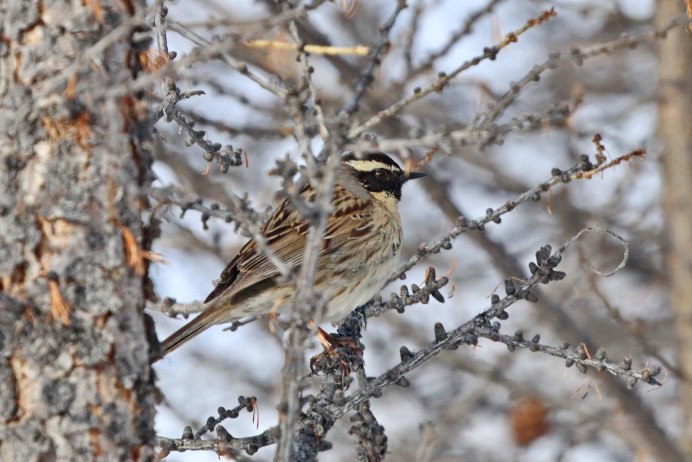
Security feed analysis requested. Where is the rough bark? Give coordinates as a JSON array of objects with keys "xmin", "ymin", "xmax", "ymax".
[
  {"xmin": 656, "ymin": 0, "xmax": 692, "ymax": 456},
  {"xmin": 0, "ymin": 1, "xmax": 156, "ymax": 461}
]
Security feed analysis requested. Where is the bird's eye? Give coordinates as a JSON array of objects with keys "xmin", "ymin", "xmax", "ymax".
[{"xmin": 374, "ymin": 170, "xmax": 386, "ymax": 179}]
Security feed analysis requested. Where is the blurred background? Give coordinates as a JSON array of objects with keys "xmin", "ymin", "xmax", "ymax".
[{"xmin": 149, "ymin": 0, "xmax": 691, "ymax": 460}]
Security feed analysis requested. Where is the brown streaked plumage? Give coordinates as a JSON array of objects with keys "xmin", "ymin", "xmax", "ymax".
[{"xmin": 153, "ymin": 152, "xmax": 424, "ymax": 361}]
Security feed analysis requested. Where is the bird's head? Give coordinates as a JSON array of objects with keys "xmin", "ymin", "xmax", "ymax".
[{"xmin": 342, "ymin": 152, "xmax": 425, "ymax": 202}]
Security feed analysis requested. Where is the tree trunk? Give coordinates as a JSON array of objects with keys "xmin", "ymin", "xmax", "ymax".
[
  {"xmin": 0, "ymin": 1, "xmax": 156, "ymax": 460},
  {"xmin": 656, "ymin": 0, "xmax": 692, "ymax": 456}
]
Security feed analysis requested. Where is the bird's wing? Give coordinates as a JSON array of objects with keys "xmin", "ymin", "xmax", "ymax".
[
  {"xmin": 154, "ymin": 185, "xmax": 373, "ymax": 361},
  {"xmin": 204, "ymin": 184, "xmax": 373, "ymax": 305}
]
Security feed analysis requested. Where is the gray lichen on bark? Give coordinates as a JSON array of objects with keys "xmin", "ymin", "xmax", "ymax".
[{"xmin": 0, "ymin": 1, "xmax": 157, "ymax": 460}]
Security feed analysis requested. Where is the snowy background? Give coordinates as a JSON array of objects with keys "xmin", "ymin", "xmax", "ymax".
[{"xmin": 148, "ymin": 0, "xmax": 683, "ymax": 460}]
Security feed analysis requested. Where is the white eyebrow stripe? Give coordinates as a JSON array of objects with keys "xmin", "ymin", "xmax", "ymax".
[{"xmin": 345, "ymin": 159, "xmax": 400, "ymax": 173}]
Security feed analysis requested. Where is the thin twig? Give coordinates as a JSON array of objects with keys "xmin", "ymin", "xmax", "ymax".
[
  {"xmin": 386, "ymin": 149, "xmax": 643, "ymax": 284},
  {"xmin": 341, "ymin": 0, "xmax": 408, "ymax": 115},
  {"xmin": 474, "ymin": 16, "xmax": 692, "ymax": 129},
  {"xmin": 274, "ymin": 20, "xmax": 342, "ymax": 462},
  {"xmin": 348, "ymin": 8, "xmax": 557, "ymax": 139},
  {"xmin": 475, "ymin": 330, "xmax": 663, "ymax": 387},
  {"xmin": 244, "ymin": 40, "xmax": 369, "ymax": 56}
]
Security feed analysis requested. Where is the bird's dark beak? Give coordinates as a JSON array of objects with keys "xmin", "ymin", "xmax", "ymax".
[{"xmin": 403, "ymin": 171, "xmax": 426, "ymax": 182}]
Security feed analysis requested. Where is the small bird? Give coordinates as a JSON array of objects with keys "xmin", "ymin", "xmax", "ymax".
[{"xmin": 153, "ymin": 152, "xmax": 424, "ymax": 361}]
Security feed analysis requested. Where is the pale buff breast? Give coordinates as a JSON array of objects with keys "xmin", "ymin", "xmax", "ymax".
[{"xmin": 318, "ymin": 200, "xmax": 402, "ymax": 322}]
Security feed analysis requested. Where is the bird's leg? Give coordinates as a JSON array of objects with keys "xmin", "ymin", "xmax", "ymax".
[
  {"xmin": 309, "ymin": 324, "xmax": 363, "ymax": 377},
  {"xmin": 316, "ymin": 326, "xmax": 361, "ymax": 351},
  {"xmin": 266, "ymin": 311, "xmax": 279, "ymax": 335}
]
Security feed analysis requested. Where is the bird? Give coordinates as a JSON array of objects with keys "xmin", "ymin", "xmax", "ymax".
[{"xmin": 153, "ymin": 152, "xmax": 425, "ymax": 361}]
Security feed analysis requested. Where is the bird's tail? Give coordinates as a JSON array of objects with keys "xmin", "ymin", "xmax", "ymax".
[{"xmin": 151, "ymin": 305, "xmax": 226, "ymax": 363}]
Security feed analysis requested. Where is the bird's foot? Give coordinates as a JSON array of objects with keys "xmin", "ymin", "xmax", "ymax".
[{"xmin": 310, "ymin": 327, "xmax": 363, "ymax": 376}]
